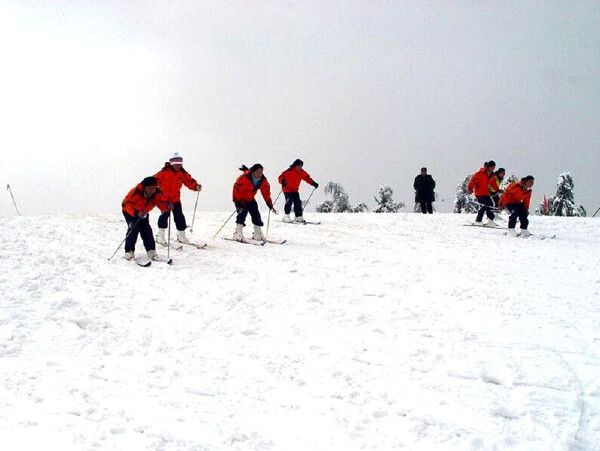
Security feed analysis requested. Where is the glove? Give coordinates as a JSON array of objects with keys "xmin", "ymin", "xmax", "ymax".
[
  {"xmin": 235, "ymin": 200, "xmax": 246, "ymax": 212},
  {"xmin": 195, "ymin": 184, "xmax": 202, "ymax": 192},
  {"xmin": 166, "ymin": 203, "xmax": 174, "ymax": 211},
  {"xmin": 281, "ymin": 179, "xmax": 287, "ymax": 187},
  {"xmin": 270, "ymin": 206, "xmax": 278, "ymax": 214},
  {"xmin": 138, "ymin": 210, "xmax": 148, "ymax": 218},
  {"xmin": 312, "ymin": 181, "xmax": 319, "ymax": 189}
]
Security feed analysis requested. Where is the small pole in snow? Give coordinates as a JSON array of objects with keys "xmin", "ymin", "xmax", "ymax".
[
  {"xmin": 6, "ymin": 184, "xmax": 21, "ymax": 215},
  {"xmin": 592, "ymin": 205, "xmax": 600, "ymax": 218}
]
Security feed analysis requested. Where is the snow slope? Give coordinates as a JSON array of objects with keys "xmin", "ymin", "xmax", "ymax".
[{"xmin": 1, "ymin": 212, "xmax": 599, "ymax": 450}]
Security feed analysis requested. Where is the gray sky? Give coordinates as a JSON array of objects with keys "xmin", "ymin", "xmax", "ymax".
[{"xmin": 1, "ymin": 0, "xmax": 598, "ymax": 216}]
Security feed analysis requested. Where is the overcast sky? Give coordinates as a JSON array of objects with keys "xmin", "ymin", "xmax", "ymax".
[{"xmin": 1, "ymin": 0, "xmax": 598, "ymax": 216}]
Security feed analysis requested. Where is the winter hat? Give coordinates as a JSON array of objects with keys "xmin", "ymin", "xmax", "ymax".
[
  {"xmin": 291, "ymin": 159, "xmax": 304, "ymax": 167},
  {"xmin": 169, "ymin": 152, "xmax": 183, "ymax": 165},
  {"xmin": 141, "ymin": 176, "xmax": 158, "ymax": 187}
]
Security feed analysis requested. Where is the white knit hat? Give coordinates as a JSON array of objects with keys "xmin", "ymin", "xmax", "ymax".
[{"xmin": 169, "ymin": 152, "xmax": 183, "ymax": 165}]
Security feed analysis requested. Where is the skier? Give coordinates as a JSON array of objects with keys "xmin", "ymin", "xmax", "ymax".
[
  {"xmin": 489, "ymin": 168, "xmax": 506, "ymax": 208},
  {"xmin": 153, "ymin": 152, "xmax": 202, "ymax": 245},
  {"xmin": 499, "ymin": 176, "xmax": 534, "ymax": 237},
  {"xmin": 121, "ymin": 176, "xmax": 173, "ymax": 261},
  {"xmin": 232, "ymin": 164, "xmax": 277, "ymax": 242},
  {"xmin": 468, "ymin": 160, "xmax": 498, "ymax": 226},
  {"xmin": 278, "ymin": 159, "xmax": 319, "ymax": 223},
  {"xmin": 413, "ymin": 167, "xmax": 436, "ymax": 214}
]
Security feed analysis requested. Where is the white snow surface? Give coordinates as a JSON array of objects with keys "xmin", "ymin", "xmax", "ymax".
[{"xmin": 1, "ymin": 212, "xmax": 599, "ymax": 451}]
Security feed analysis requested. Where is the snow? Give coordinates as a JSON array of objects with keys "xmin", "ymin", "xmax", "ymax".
[{"xmin": 1, "ymin": 212, "xmax": 599, "ymax": 450}]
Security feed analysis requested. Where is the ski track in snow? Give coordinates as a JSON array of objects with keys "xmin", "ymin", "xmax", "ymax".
[{"xmin": 0, "ymin": 212, "xmax": 599, "ymax": 450}]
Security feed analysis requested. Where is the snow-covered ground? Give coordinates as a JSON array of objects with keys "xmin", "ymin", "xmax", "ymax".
[{"xmin": 1, "ymin": 212, "xmax": 599, "ymax": 450}]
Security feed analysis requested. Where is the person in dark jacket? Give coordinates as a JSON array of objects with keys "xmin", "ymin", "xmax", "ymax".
[{"xmin": 413, "ymin": 167, "xmax": 436, "ymax": 214}]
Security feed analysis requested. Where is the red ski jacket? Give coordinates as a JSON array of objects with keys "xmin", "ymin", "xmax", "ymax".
[
  {"xmin": 499, "ymin": 181, "xmax": 532, "ymax": 210},
  {"xmin": 233, "ymin": 171, "xmax": 273, "ymax": 208},
  {"xmin": 122, "ymin": 184, "xmax": 169, "ymax": 217},
  {"xmin": 153, "ymin": 163, "xmax": 199, "ymax": 202},
  {"xmin": 468, "ymin": 168, "xmax": 493, "ymax": 197},
  {"xmin": 278, "ymin": 167, "xmax": 315, "ymax": 193}
]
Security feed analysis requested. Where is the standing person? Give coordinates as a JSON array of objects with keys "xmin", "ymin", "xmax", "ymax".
[
  {"xmin": 499, "ymin": 176, "xmax": 534, "ymax": 237},
  {"xmin": 413, "ymin": 167, "xmax": 436, "ymax": 214},
  {"xmin": 153, "ymin": 152, "xmax": 202, "ymax": 245},
  {"xmin": 468, "ymin": 160, "xmax": 497, "ymax": 226},
  {"xmin": 278, "ymin": 159, "xmax": 319, "ymax": 223},
  {"xmin": 232, "ymin": 164, "xmax": 277, "ymax": 242},
  {"xmin": 489, "ymin": 168, "xmax": 506, "ymax": 208},
  {"xmin": 121, "ymin": 177, "xmax": 173, "ymax": 260}
]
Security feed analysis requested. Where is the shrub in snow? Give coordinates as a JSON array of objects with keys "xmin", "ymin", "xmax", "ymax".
[
  {"xmin": 353, "ymin": 202, "xmax": 369, "ymax": 213},
  {"xmin": 536, "ymin": 172, "xmax": 586, "ymax": 217},
  {"xmin": 373, "ymin": 185, "xmax": 404, "ymax": 213},
  {"xmin": 453, "ymin": 175, "xmax": 478, "ymax": 214}
]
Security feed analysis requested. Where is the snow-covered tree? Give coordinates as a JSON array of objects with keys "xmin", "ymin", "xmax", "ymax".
[
  {"xmin": 453, "ymin": 175, "xmax": 478, "ymax": 214},
  {"xmin": 316, "ymin": 181, "xmax": 366, "ymax": 213},
  {"xmin": 536, "ymin": 172, "xmax": 586, "ymax": 217},
  {"xmin": 373, "ymin": 185, "xmax": 404, "ymax": 213},
  {"xmin": 500, "ymin": 174, "xmax": 518, "ymax": 192}
]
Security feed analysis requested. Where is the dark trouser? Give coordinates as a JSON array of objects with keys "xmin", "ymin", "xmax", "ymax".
[
  {"xmin": 475, "ymin": 195, "xmax": 495, "ymax": 221},
  {"xmin": 506, "ymin": 204, "xmax": 529, "ymax": 229},
  {"xmin": 419, "ymin": 201, "xmax": 433, "ymax": 214},
  {"xmin": 157, "ymin": 201, "xmax": 186, "ymax": 231},
  {"xmin": 235, "ymin": 200, "xmax": 263, "ymax": 226},
  {"xmin": 123, "ymin": 212, "xmax": 156, "ymax": 253},
  {"xmin": 284, "ymin": 192, "xmax": 303, "ymax": 217}
]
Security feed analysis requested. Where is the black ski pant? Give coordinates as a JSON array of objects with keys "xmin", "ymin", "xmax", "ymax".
[
  {"xmin": 419, "ymin": 201, "xmax": 433, "ymax": 214},
  {"xmin": 157, "ymin": 201, "xmax": 186, "ymax": 231},
  {"xmin": 506, "ymin": 204, "xmax": 529, "ymax": 229},
  {"xmin": 235, "ymin": 199, "xmax": 263, "ymax": 227},
  {"xmin": 123, "ymin": 212, "xmax": 156, "ymax": 253},
  {"xmin": 475, "ymin": 195, "xmax": 495, "ymax": 221},
  {"xmin": 284, "ymin": 192, "xmax": 303, "ymax": 217}
]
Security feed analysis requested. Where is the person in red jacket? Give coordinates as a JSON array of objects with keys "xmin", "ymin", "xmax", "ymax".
[
  {"xmin": 232, "ymin": 164, "xmax": 277, "ymax": 242},
  {"xmin": 278, "ymin": 159, "xmax": 319, "ymax": 223},
  {"xmin": 121, "ymin": 176, "xmax": 173, "ymax": 260},
  {"xmin": 153, "ymin": 152, "xmax": 202, "ymax": 245},
  {"xmin": 468, "ymin": 160, "xmax": 498, "ymax": 226},
  {"xmin": 499, "ymin": 176, "xmax": 534, "ymax": 237}
]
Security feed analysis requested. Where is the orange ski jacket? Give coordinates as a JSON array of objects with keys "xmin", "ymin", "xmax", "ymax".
[
  {"xmin": 233, "ymin": 171, "xmax": 273, "ymax": 208},
  {"xmin": 122, "ymin": 184, "xmax": 169, "ymax": 217},
  {"xmin": 278, "ymin": 167, "xmax": 315, "ymax": 193},
  {"xmin": 468, "ymin": 168, "xmax": 493, "ymax": 197},
  {"xmin": 499, "ymin": 181, "xmax": 532, "ymax": 210},
  {"xmin": 153, "ymin": 163, "xmax": 199, "ymax": 202}
]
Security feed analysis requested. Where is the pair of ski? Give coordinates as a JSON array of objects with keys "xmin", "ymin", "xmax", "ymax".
[
  {"xmin": 222, "ymin": 237, "xmax": 287, "ymax": 246},
  {"xmin": 463, "ymin": 223, "xmax": 556, "ymax": 240},
  {"xmin": 158, "ymin": 240, "xmax": 207, "ymax": 251},
  {"xmin": 133, "ymin": 254, "xmax": 173, "ymax": 267},
  {"xmin": 282, "ymin": 220, "xmax": 321, "ymax": 225}
]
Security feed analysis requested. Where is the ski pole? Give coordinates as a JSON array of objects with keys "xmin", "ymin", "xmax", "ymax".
[
  {"xmin": 303, "ymin": 187, "xmax": 317, "ymax": 209},
  {"xmin": 272, "ymin": 189, "xmax": 283, "ymax": 207},
  {"xmin": 167, "ymin": 213, "xmax": 172, "ymax": 259},
  {"xmin": 108, "ymin": 217, "xmax": 142, "ymax": 261},
  {"xmin": 212, "ymin": 209, "xmax": 237, "ymax": 239},
  {"xmin": 266, "ymin": 190, "xmax": 282, "ymax": 238},
  {"xmin": 593, "ymin": 205, "xmax": 600, "ymax": 218},
  {"xmin": 6, "ymin": 184, "xmax": 20, "ymax": 215},
  {"xmin": 190, "ymin": 191, "xmax": 200, "ymax": 232}
]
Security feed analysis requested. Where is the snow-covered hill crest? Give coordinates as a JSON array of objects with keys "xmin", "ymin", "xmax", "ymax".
[{"xmin": 1, "ymin": 213, "xmax": 599, "ymax": 450}]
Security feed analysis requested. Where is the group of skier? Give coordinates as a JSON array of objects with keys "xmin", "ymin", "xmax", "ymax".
[
  {"xmin": 120, "ymin": 153, "xmax": 536, "ymax": 262},
  {"xmin": 468, "ymin": 160, "xmax": 535, "ymax": 236},
  {"xmin": 121, "ymin": 154, "xmax": 318, "ymax": 261}
]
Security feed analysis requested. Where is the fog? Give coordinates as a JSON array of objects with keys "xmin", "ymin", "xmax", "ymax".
[{"xmin": 1, "ymin": 1, "xmax": 598, "ymax": 216}]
